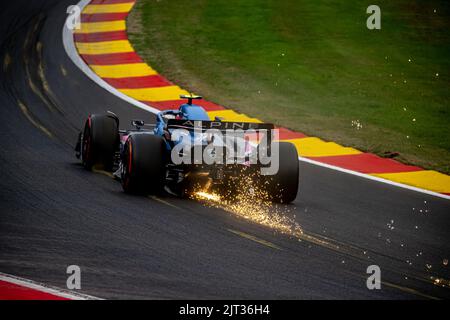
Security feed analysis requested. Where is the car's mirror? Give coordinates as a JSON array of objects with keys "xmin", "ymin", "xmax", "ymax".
[{"xmin": 132, "ymin": 120, "xmax": 145, "ymax": 128}]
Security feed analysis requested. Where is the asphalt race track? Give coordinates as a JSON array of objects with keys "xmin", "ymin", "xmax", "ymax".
[{"xmin": 0, "ymin": 0, "xmax": 449, "ymax": 299}]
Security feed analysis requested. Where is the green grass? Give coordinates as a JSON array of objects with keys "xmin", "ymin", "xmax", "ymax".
[{"xmin": 128, "ymin": 0, "xmax": 450, "ymax": 173}]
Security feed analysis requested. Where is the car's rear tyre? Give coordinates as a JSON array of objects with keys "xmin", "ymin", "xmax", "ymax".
[
  {"xmin": 264, "ymin": 142, "xmax": 299, "ymax": 203},
  {"xmin": 121, "ymin": 134, "xmax": 166, "ymax": 195},
  {"xmin": 82, "ymin": 114, "xmax": 119, "ymax": 171}
]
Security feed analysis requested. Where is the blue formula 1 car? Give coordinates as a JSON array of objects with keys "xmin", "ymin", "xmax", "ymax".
[{"xmin": 75, "ymin": 96, "xmax": 299, "ymax": 203}]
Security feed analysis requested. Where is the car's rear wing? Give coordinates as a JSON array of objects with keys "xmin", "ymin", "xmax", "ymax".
[
  {"xmin": 166, "ymin": 119, "xmax": 274, "ymax": 132},
  {"xmin": 166, "ymin": 119, "xmax": 277, "ymax": 149}
]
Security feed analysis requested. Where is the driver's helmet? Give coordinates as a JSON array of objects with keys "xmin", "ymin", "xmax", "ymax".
[
  {"xmin": 162, "ymin": 111, "xmax": 185, "ymax": 121},
  {"xmin": 162, "ymin": 113, "xmax": 175, "ymax": 121}
]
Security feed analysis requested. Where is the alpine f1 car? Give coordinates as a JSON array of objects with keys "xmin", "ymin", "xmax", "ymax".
[{"xmin": 75, "ymin": 95, "xmax": 299, "ymax": 203}]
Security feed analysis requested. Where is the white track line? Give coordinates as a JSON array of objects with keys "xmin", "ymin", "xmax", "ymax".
[
  {"xmin": 62, "ymin": 0, "xmax": 160, "ymax": 115},
  {"xmin": 0, "ymin": 272, "xmax": 101, "ymax": 300},
  {"xmin": 62, "ymin": 0, "xmax": 449, "ymax": 201},
  {"xmin": 299, "ymin": 157, "xmax": 450, "ymax": 200}
]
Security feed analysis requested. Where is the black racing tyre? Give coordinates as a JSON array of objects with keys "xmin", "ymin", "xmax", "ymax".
[
  {"xmin": 82, "ymin": 114, "xmax": 119, "ymax": 171},
  {"xmin": 264, "ymin": 142, "xmax": 299, "ymax": 203},
  {"xmin": 121, "ymin": 134, "xmax": 166, "ymax": 194}
]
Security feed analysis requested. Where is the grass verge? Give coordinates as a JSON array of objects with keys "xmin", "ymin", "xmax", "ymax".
[{"xmin": 128, "ymin": 0, "xmax": 450, "ymax": 173}]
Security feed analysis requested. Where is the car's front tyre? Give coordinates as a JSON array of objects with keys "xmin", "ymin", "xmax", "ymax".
[{"xmin": 81, "ymin": 114, "xmax": 119, "ymax": 171}]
